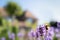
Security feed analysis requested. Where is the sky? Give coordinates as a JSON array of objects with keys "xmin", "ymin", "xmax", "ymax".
[{"xmin": 0, "ymin": 0, "xmax": 60, "ymax": 25}]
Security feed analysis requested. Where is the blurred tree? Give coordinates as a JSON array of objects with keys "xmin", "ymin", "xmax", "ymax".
[
  {"xmin": 4, "ymin": 2, "xmax": 23, "ymax": 16},
  {"xmin": 50, "ymin": 21, "xmax": 57, "ymax": 28},
  {"xmin": 0, "ymin": 17, "xmax": 3, "ymax": 26}
]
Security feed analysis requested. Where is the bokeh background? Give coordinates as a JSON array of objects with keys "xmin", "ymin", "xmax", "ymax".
[{"xmin": 0, "ymin": 0, "xmax": 60, "ymax": 40}]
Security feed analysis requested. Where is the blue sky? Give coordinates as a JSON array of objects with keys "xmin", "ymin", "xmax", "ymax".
[{"xmin": 0, "ymin": 0, "xmax": 60, "ymax": 25}]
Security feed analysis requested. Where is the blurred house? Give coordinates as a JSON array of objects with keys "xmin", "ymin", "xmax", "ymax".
[
  {"xmin": 0, "ymin": 8, "xmax": 8, "ymax": 17},
  {"xmin": 0, "ymin": 7, "xmax": 38, "ymax": 31},
  {"xmin": 0, "ymin": 8, "xmax": 8, "ymax": 27},
  {"xmin": 16, "ymin": 10, "xmax": 37, "ymax": 31}
]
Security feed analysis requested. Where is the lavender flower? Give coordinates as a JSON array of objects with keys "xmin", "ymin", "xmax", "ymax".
[
  {"xmin": 48, "ymin": 27, "xmax": 54, "ymax": 35},
  {"xmin": 8, "ymin": 33, "xmax": 15, "ymax": 39},
  {"xmin": 39, "ymin": 27, "xmax": 43, "ymax": 36},
  {"xmin": 17, "ymin": 32, "xmax": 23, "ymax": 37},
  {"xmin": 36, "ymin": 32, "xmax": 39, "ymax": 38},
  {"xmin": 45, "ymin": 37, "xmax": 52, "ymax": 40},
  {"xmin": 28, "ymin": 30, "xmax": 36, "ymax": 37},
  {"xmin": 11, "ymin": 33, "xmax": 15, "ymax": 39},
  {"xmin": 57, "ymin": 22, "xmax": 60, "ymax": 27},
  {"xmin": 1, "ymin": 37, "xmax": 5, "ymax": 40},
  {"xmin": 8, "ymin": 34, "xmax": 12, "ymax": 39},
  {"xmin": 42, "ymin": 27, "xmax": 46, "ymax": 36},
  {"xmin": 37, "ymin": 25, "xmax": 46, "ymax": 36},
  {"xmin": 56, "ymin": 34, "xmax": 60, "ymax": 38},
  {"xmin": 45, "ymin": 27, "xmax": 54, "ymax": 40},
  {"xmin": 55, "ymin": 28, "xmax": 59, "ymax": 33}
]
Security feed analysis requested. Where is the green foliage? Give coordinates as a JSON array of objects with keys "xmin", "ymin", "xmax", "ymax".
[
  {"xmin": 12, "ymin": 26, "xmax": 19, "ymax": 40},
  {"xmin": 12, "ymin": 26, "xmax": 17, "ymax": 34},
  {"xmin": 53, "ymin": 36, "xmax": 58, "ymax": 40},
  {"xmin": 0, "ymin": 28, "xmax": 8, "ymax": 39},
  {"xmin": 1, "ymin": 28, "xmax": 7, "ymax": 34},
  {"xmin": 49, "ymin": 21, "xmax": 57, "ymax": 28},
  {"xmin": 0, "ymin": 17, "xmax": 3, "ymax": 26},
  {"xmin": 11, "ymin": 26, "xmax": 18, "ymax": 34},
  {"xmin": 5, "ymin": 2, "xmax": 23, "ymax": 16}
]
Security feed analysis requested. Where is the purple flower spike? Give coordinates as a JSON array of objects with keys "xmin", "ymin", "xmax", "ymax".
[
  {"xmin": 17, "ymin": 32, "xmax": 23, "ymax": 37},
  {"xmin": 56, "ymin": 34, "xmax": 60, "ymax": 38},
  {"xmin": 1, "ymin": 37, "xmax": 5, "ymax": 40},
  {"xmin": 55, "ymin": 28, "xmax": 59, "ymax": 33},
  {"xmin": 11, "ymin": 33, "xmax": 15, "ymax": 39},
  {"xmin": 48, "ymin": 33, "xmax": 52, "ymax": 36},
  {"xmin": 8, "ymin": 34, "xmax": 12, "ymax": 39},
  {"xmin": 45, "ymin": 38, "xmax": 52, "ymax": 40},
  {"xmin": 28, "ymin": 30, "xmax": 36, "ymax": 37},
  {"xmin": 45, "ymin": 27, "xmax": 54, "ymax": 40},
  {"xmin": 57, "ymin": 22, "xmax": 60, "ymax": 27},
  {"xmin": 8, "ymin": 33, "xmax": 15, "ymax": 39},
  {"xmin": 37, "ymin": 25, "xmax": 46, "ymax": 36},
  {"xmin": 36, "ymin": 32, "xmax": 39, "ymax": 38}
]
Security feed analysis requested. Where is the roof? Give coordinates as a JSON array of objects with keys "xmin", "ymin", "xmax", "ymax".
[
  {"xmin": 24, "ymin": 10, "xmax": 37, "ymax": 20},
  {"xmin": 16, "ymin": 10, "xmax": 37, "ymax": 21},
  {"xmin": 0, "ymin": 7, "xmax": 8, "ymax": 17}
]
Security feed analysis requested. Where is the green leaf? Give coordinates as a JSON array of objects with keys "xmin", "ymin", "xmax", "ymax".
[{"xmin": 53, "ymin": 36, "xmax": 58, "ymax": 40}]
